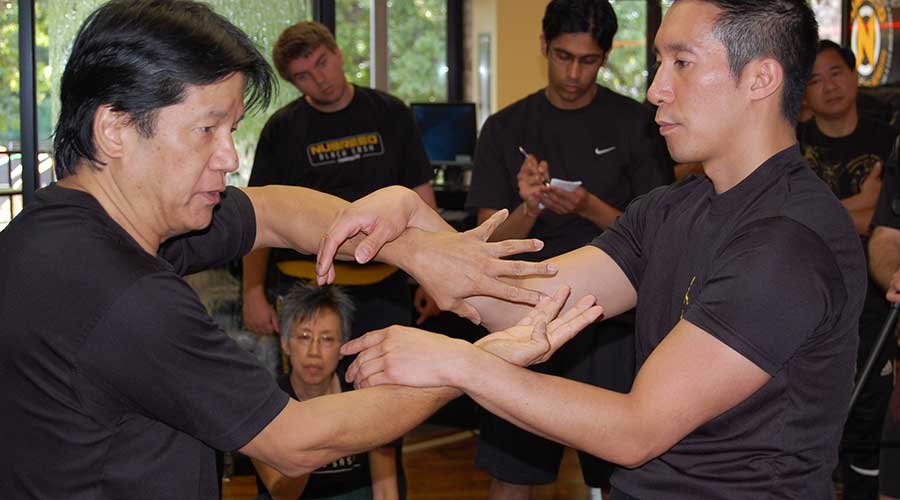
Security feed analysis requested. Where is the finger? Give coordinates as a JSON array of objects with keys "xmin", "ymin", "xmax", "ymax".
[
  {"xmin": 547, "ymin": 294, "xmax": 597, "ymax": 330},
  {"xmin": 474, "ymin": 277, "xmax": 546, "ymax": 306},
  {"xmin": 469, "ymin": 209, "xmax": 510, "ymax": 242},
  {"xmin": 341, "ymin": 329, "xmax": 388, "ymax": 356},
  {"xmin": 452, "ymin": 301, "xmax": 483, "ymax": 325},
  {"xmin": 316, "ymin": 221, "xmax": 360, "ymax": 279},
  {"xmin": 270, "ymin": 315, "xmax": 280, "ymax": 334},
  {"xmin": 546, "ymin": 305, "xmax": 604, "ymax": 347},
  {"xmin": 486, "ymin": 239, "xmax": 546, "ymax": 258},
  {"xmin": 356, "ymin": 371, "xmax": 393, "ymax": 389},
  {"xmin": 352, "ymin": 354, "xmax": 389, "ymax": 385},
  {"xmin": 519, "ymin": 285, "xmax": 570, "ymax": 327},
  {"xmin": 354, "ymin": 222, "xmax": 394, "ymax": 263},
  {"xmin": 488, "ymin": 258, "xmax": 558, "ymax": 277}
]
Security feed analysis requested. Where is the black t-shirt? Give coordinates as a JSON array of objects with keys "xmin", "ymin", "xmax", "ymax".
[
  {"xmin": 0, "ymin": 185, "xmax": 289, "ymax": 499},
  {"xmin": 593, "ymin": 146, "xmax": 866, "ymax": 499},
  {"xmin": 465, "ymin": 85, "xmax": 673, "ymax": 261},
  {"xmin": 873, "ymin": 142, "xmax": 900, "ymax": 230},
  {"xmin": 257, "ymin": 371, "xmax": 372, "ymax": 499},
  {"xmin": 798, "ymin": 117, "xmax": 898, "ymax": 344},
  {"xmin": 250, "ymin": 85, "xmax": 433, "ymax": 265}
]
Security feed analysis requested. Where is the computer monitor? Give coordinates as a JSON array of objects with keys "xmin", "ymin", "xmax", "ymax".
[{"xmin": 410, "ymin": 102, "xmax": 477, "ymax": 166}]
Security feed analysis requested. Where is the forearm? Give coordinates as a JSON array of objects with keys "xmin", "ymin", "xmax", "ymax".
[
  {"xmin": 369, "ymin": 447, "xmax": 399, "ymax": 500},
  {"xmin": 244, "ymin": 185, "xmax": 451, "ymax": 260},
  {"xmin": 481, "ymin": 205, "xmax": 538, "ymax": 242},
  {"xmin": 869, "ymin": 227, "xmax": 900, "ymax": 290},
  {"xmin": 251, "ymin": 458, "xmax": 309, "ymax": 500},
  {"xmin": 453, "ymin": 346, "xmax": 650, "ymax": 467},
  {"xmin": 842, "ymin": 192, "xmax": 877, "ymax": 213},
  {"xmin": 242, "ymin": 247, "xmax": 270, "ymax": 300},
  {"xmin": 469, "ymin": 246, "xmax": 637, "ymax": 331},
  {"xmin": 578, "ymin": 194, "xmax": 623, "ymax": 230},
  {"xmin": 245, "ymin": 385, "xmax": 458, "ymax": 477},
  {"xmin": 849, "ymin": 208, "xmax": 875, "ymax": 237}
]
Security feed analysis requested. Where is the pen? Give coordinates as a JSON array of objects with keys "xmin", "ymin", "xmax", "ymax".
[{"xmin": 518, "ymin": 146, "xmax": 550, "ymax": 186}]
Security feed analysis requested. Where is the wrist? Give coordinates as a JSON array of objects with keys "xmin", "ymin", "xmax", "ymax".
[
  {"xmin": 445, "ymin": 339, "xmax": 483, "ymax": 390},
  {"xmin": 522, "ymin": 202, "xmax": 541, "ymax": 218}
]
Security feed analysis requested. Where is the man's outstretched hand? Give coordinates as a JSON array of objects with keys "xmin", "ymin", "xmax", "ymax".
[
  {"xmin": 316, "ymin": 189, "xmax": 558, "ymax": 324},
  {"xmin": 340, "ymin": 286, "xmax": 603, "ymax": 389}
]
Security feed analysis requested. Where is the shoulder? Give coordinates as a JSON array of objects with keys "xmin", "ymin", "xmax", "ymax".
[
  {"xmin": 489, "ymin": 90, "xmax": 546, "ymax": 126},
  {"xmin": 356, "ymin": 86, "xmax": 408, "ymax": 112}
]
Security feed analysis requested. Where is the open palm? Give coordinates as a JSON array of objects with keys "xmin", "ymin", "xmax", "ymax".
[{"xmin": 475, "ymin": 286, "xmax": 604, "ymax": 367}]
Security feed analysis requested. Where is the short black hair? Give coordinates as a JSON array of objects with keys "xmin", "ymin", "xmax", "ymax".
[
  {"xmin": 679, "ymin": 0, "xmax": 818, "ymax": 125},
  {"xmin": 279, "ymin": 283, "xmax": 355, "ymax": 344},
  {"xmin": 53, "ymin": 0, "xmax": 275, "ymax": 179},
  {"xmin": 817, "ymin": 39, "xmax": 856, "ymax": 72},
  {"xmin": 542, "ymin": 0, "xmax": 618, "ymax": 53}
]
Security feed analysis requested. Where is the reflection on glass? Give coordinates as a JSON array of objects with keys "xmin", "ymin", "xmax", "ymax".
[
  {"xmin": 599, "ymin": 0, "xmax": 648, "ymax": 102},
  {"xmin": 388, "ymin": 0, "xmax": 447, "ymax": 103},
  {"xmin": 811, "ymin": 0, "xmax": 842, "ymax": 43},
  {"xmin": 47, "ymin": 0, "xmax": 311, "ymax": 185},
  {"xmin": 338, "ymin": 0, "xmax": 372, "ymax": 87}
]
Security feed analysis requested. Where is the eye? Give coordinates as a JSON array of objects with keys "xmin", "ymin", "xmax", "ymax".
[
  {"xmin": 198, "ymin": 126, "xmax": 214, "ymax": 133},
  {"xmin": 674, "ymin": 59, "xmax": 691, "ymax": 69}
]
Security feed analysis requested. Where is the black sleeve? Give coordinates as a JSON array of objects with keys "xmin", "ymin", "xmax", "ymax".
[
  {"xmin": 248, "ymin": 117, "xmax": 287, "ymax": 188},
  {"xmin": 76, "ymin": 273, "xmax": 289, "ymax": 450},
  {"xmin": 626, "ymin": 105, "xmax": 675, "ymax": 196},
  {"xmin": 465, "ymin": 116, "xmax": 519, "ymax": 211},
  {"xmin": 683, "ymin": 218, "xmax": 845, "ymax": 375},
  {"xmin": 590, "ymin": 186, "xmax": 665, "ymax": 289},
  {"xmin": 159, "ymin": 187, "xmax": 257, "ymax": 276},
  {"xmin": 395, "ymin": 102, "xmax": 435, "ymax": 188},
  {"xmin": 873, "ymin": 136, "xmax": 900, "ymax": 230}
]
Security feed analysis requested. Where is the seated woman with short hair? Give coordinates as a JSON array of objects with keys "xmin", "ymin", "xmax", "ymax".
[{"xmin": 253, "ymin": 283, "xmax": 400, "ymax": 500}]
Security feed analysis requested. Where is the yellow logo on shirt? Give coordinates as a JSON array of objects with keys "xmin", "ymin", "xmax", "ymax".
[
  {"xmin": 681, "ymin": 275, "xmax": 697, "ymax": 319},
  {"xmin": 307, "ymin": 132, "xmax": 384, "ymax": 167}
]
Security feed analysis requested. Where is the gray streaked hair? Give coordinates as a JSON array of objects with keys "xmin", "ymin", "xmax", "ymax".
[{"xmin": 279, "ymin": 282, "xmax": 355, "ymax": 344}]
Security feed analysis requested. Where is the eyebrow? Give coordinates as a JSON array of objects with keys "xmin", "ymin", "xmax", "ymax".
[
  {"xmin": 206, "ymin": 110, "xmax": 245, "ymax": 123},
  {"xmin": 655, "ymin": 41, "xmax": 697, "ymax": 56}
]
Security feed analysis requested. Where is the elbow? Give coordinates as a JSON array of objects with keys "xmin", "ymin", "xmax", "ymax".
[{"xmin": 271, "ymin": 453, "xmax": 323, "ymax": 478}]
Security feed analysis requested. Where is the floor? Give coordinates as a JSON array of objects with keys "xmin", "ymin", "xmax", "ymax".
[{"xmin": 221, "ymin": 425, "xmax": 593, "ymax": 500}]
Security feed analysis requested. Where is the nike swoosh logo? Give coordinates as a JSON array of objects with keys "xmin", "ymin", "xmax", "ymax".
[{"xmin": 594, "ymin": 146, "xmax": 616, "ymax": 156}]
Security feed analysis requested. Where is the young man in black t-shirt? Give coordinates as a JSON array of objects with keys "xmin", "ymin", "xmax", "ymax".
[
  {"xmin": 465, "ymin": 1, "xmax": 673, "ymax": 496},
  {"xmin": 798, "ymin": 40, "xmax": 899, "ymax": 500},
  {"xmin": 341, "ymin": 1, "xmax": 867, "ymax": 498},
  {"xmin": 242, "ymin": 21, "xmax": 437, "ymax": 370}
]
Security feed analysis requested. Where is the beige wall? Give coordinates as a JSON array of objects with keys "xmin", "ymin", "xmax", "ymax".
[{"xmin": 469, "ymin": 0, "xmax": 548, "ymax": 118}]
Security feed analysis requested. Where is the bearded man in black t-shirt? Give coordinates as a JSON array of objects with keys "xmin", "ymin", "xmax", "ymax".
[
  {"xmin": 465, "ymin": 1, "xmax": 673, "ymax": 496},
  {"xmin": 242, "ymin": 21, "xmax": 438, "ymax": 372},
  {"xmin": 798, "ymin": 40, "xmax": 899, "ymax": 500}
]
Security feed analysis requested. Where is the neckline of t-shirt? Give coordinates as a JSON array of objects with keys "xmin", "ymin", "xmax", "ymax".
[
  {"xmin": 538, "ymin": 84, "xmax": 606, "ymax": 114},
  {"xmin": 808, "ymin": 117, "xmax": 864, "ymax": 143},
  {"xmin": 46, "ymin": 183, "xmax": 176, "ymax": 268},
  {"xmin": 707, "ymin": 144, "xmax": 799, "ymax": 215},
  {"xmin": 304, "ymin": 84, "xmax": 361, "ymax": 116}
]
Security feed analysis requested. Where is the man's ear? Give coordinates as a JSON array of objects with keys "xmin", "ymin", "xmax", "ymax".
[
  {"xmin": 747, "ymin": 57, "xmax": 784, "ymax": 103},
  {"xmin": 540, "ymin": 34, "xmax": 548, "ymax": 57},
  {"xmin": 92, "ymin": 105, "xmax": 128, "ymax": 160}
]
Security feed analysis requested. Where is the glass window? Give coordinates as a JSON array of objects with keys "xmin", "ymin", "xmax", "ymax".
[
  {"xmin": 811, "ymin": 0, "xmax": 842, "ymax": 43},
  {"xmin": 337, "ymin": 0, "xmax": 372, "ymax": 87},
  {"xmin": 388, "ymin": 0, "xmax": 448, "ymax": 103},
  {"xmin": 2, "ymin": 1, "xmax": 51, "ymax": 230},
  {"xmin": 47, "ymin": 0, "xmax": 311, "ymax": 186},
  {"xmin": 599, "ymin": 0, "xmax": 648, "ymax": 102}
]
